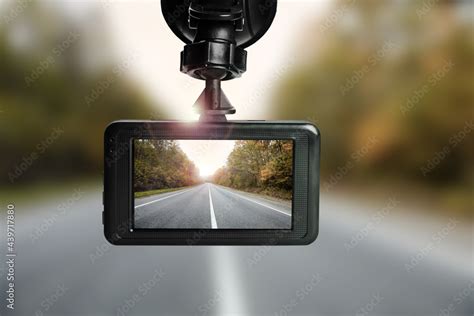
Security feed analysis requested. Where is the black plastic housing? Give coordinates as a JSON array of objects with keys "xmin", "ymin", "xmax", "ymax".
[
  {"xmin": 103, "ymin": 120, "xmax": 320, "ymax": 245},
  {"xmin": 161, "ymin": 0, "xmax": 277, "ymax": 49}
]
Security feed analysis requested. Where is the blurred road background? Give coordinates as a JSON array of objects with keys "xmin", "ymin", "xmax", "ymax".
[{"xmin": 0, "ymin": 0, "xmax": 472, "ymax": 315}]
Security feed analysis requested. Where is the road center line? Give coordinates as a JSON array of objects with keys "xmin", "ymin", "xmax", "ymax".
[
  {"xmin": 215, "ymin": 185, "xmax": 291, "ymax": 217},
  {"xmin": 208, "ymin": 185, "xmax": 218, "ymax": 229},
  {"xmin": 135, "ymin": 188, "xmax": 195, "ymax": 208}
]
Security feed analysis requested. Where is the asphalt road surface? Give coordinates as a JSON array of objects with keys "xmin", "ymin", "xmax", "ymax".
[
  {"xmin": 135, "ymin": 183, "xmax": 291, "ymax": 229},
  {"xmin": 0, "ymin": 183, "xmax": 472, "ymax": 315}
]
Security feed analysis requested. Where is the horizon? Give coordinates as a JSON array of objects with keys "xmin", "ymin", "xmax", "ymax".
[{"xmin": 177, "ymin": 140, "xmax": 236, "ymax": 178}]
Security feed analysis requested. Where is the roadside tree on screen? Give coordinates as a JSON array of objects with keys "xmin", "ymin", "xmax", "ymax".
[
  {"xmin": 212, "ymin": 140, "xmax": 293, "ymax": 200},
  {"xmin": 134, "ymin": 140, "xmax": 201, "ymax": 192}
]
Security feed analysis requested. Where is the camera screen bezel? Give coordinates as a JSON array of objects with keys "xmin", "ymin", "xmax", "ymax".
[{"xmin": 104, "ymin": 120, "xmax": 320, "ymax": 245}]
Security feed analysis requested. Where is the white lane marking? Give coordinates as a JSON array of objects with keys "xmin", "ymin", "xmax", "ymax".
[
  {"xmin": 208, "ymin": 185, "xmax": 218, "ymax": 229},
  {"xmin": 213, "ymin": 247, "xmax": 247, "ymax": 315},
  {"xmin": 215, "ymin": 185, "xmax": 291, "ymax": 217},
  {"xmin": 135, "ymin": 187, "xmax": 195, "ymax": 208}
]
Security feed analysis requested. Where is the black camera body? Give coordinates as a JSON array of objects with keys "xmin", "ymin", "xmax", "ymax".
[
  {"xmin": 103, "ymin": 1, "xmax": 321, "ymax": 246},
  {"xmin": 103, "ymin": 120, "xmax": 320, "ymax": 245}
]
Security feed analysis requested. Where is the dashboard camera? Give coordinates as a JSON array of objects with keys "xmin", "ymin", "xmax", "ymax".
[
  {"xmin": 104, "ymin": 121, "xmax": 320, "ymax": 245},
  {"xmin": 103, "ymin": 0, "xmax": 321, "ymax": 245}
]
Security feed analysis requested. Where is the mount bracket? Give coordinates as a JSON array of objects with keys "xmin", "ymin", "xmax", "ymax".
[{"xmin": 162, "ymin": 0, "xmax": 277, "ymax": 121}]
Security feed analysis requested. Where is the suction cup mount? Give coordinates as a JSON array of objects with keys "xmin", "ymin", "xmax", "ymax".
[{"xmin": 162, "ymin": 0, "xmax": 277, "ymax": 121}]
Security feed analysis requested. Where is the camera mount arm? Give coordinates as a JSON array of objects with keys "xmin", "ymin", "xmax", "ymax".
[{"xmin": 161, "ymin": 0, "xmax": 277, "ymax": 121}]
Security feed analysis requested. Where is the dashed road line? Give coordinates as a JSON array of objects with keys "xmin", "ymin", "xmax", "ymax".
[
  {"xmin": 209, "ymin": 185, "xmax": 217, "ymax": 229},
  {"xmin": 208, "ymin": 185, "xmax": 218, "ymax": 228}
]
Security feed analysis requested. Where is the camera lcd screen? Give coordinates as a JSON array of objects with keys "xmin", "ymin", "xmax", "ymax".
[{"xmin": 133, "ymin": 139, "xmax": 293, "ymax": 230}]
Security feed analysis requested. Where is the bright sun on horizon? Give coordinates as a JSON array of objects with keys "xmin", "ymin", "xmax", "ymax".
[{"xmin": 177, "ymin": 140, "xmax": 236, "ymax": 177}]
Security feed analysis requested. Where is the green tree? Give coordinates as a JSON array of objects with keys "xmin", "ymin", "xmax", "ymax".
[
  {"xmin": 212, "ymin": 140, "xmax": 293, "ymax": 199},
  {"xmin": 134, "ymin": 140, "xmax": 200, "ymax": 192}
]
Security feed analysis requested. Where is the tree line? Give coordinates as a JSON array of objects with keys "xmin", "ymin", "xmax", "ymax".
[
  {"xmin": 211, "ymin": 140, "xmax": 293, "ymax": 199},
  {"xmin": 134, "ymin": 140, "xmax": 201, "ymax": 192}
]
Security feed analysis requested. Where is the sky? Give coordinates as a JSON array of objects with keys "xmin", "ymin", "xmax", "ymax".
[{"xmin": 177, "ymin": 140, "xmax": 236, "ymax": 177}]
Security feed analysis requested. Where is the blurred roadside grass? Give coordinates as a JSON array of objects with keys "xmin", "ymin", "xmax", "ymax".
[
  {"xmin": 329, "ymin": 179, "xmax": 472, "ymax": 220},
  {"xmin": 0, "ymin": 178, "xmax": 101, "ymax": 211}
]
